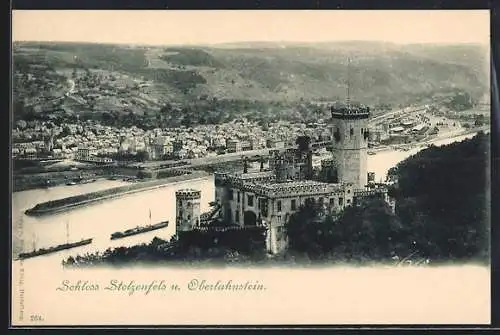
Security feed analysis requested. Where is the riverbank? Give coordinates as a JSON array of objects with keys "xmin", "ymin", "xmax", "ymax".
[
  {"xmin": 25, "ymin": 171, "xmax": 211, "ymax": 217},
  {"xmin": 368, "ymin": 126, "xmax": 489, "ymax": 154}
]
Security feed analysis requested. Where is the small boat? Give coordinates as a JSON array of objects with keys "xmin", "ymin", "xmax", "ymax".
[
  {"xmin": 110, "ymin": 209, "xmax": 168, "ymax": 240},
  {"xmin": 78, "ymin": 178, "xmax": 97, "ymax": 184},
  {"xmin": 110, "ymin": 221, "xmax": 169, "ymax": 240},
  {"xmin": 367, "ymin": 151, "xmax": 376, "ymax": 155},
  {"xmin": 66, "ymin": 181, "xmax": 77, "ymax": 186},
  {"xmin": 17, "ymin": 221, "xmax": 92, "ymax": 260},
  {"xmin": 17, "ymin": 238, "xmax": 93, "ymax": 260}
]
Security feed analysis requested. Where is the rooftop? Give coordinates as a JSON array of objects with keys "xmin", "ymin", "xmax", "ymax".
[{"xmin": 391, "ymin": 126, "xmax": 405, "ymax": 132}]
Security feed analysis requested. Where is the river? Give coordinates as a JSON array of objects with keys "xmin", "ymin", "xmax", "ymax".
[{"xmin": 11, "ymin": 133, "xmax": 479, "ymax": 268}]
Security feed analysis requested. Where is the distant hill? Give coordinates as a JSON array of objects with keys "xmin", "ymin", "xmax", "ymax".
[{"xmin": 13, "ymin": 40, "xmax": 489, "ymax": 107}]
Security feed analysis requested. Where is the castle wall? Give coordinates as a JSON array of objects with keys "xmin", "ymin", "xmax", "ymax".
[{"xmin": 333, "ymin": 148, "xmax": 368, "ymax": 189}]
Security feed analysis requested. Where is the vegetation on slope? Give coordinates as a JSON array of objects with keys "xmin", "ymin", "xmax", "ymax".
[
  {"xmin": 14, "ymin": 41, "xmax": 488, "ymax": 110},
  {"xmin": 387, "ymin": 132, "xmax": 490, "ymax": 260}
]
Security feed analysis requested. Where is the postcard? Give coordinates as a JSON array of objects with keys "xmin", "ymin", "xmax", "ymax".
[{"xmin": 10, "ymin": 9, "xmax": 491, "ymax": 326}]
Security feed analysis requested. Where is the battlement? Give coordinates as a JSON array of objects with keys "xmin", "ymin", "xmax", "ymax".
[
  {"xmin": 193, "ymin": 225, "xmax": 266, "ymax": 233},
  {"xmin": 175, "ymin": 189, "xmax": 201, "ymax": 200},
  {"xmin": 231, "ymin": 171, "xmax": 275, "ymax": 180},
  {"xmin": 353, "ymin": 187, "xmax": 387, "ymax": 198},
  {"xmin": 215, "ymin": 171, "xmax": 276, "ymax": 188},
  {"xmin": 331, "ymin": 104, "xmax": 370, "ymax": 120},
  {"xmin": 241, "ymin": 180, "xmax": 346, "ymax": 198}
]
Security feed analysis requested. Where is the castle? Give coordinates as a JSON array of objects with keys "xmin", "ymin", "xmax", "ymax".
[{"xmin": 175, "ymin": 102, "xmax": 393, "ymax": 255}]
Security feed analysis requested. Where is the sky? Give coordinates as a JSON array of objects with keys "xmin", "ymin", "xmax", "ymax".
[{"xmin": 12, "ymin": 10, "xmax": 490, "ymax": 46}]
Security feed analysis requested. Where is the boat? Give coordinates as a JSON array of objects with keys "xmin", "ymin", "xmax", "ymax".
[
  {"xmin": 77, "ymin": 178, "xmax": 97, "ymax": 185},
  {"xmin": 110, "ymin": 221, "xmax": 169, "ymax": 240},
  {"xmin": 367, "ymin": 151, "xmax": 376, "ymax": 155},
  {"xmin": 17, "ymin": 221, "xmax": 92, "ymax": 260},
  {"xmin": 110, "ymin": 209, "xmax": 169, "ymax": 240},
  {"xmin": 66, "ymin": 181, "xmax": 77, "ymax": 186},
  {"xmin": 17, "ymin": 238, "xmax": 93, "ymax": 260}
]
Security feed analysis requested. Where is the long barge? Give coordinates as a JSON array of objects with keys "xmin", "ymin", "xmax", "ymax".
[
  {"xmin": 16, "ymin": 238, "xmax": 93, "ymax": 260},
  {"xmin": 24, "ymin": 171, "xmax": 210, "ymax": 217},
  {"xmin": 110, "ymin": 221, "xmax": 169, "ymax": 240}
]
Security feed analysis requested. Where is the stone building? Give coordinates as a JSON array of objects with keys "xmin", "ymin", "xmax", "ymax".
[
  {"xmin": 215, "ymin": 170, "xmax": 356, "ymax": 254},
  {"xmin": 330, "ymin": 103, "xmax": 370, "ymax": 188},
  {"xmin": 175, "ymin": 189, "xmax": 201, "ymax": 233},
  {"xmin": 210, "ymin": 102, "xmax": 390, "ymax": 255},
  {"xmin": 268, "ymin": 146, "xmax": 313, "ymax": 182},
  {"xmin": 226, "ymin": 139, "xmax": 242, "ymax": 153}
]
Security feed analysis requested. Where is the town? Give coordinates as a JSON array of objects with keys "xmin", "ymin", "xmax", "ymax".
[{"xmin": 12, "ymin": 98, "xmax": 489, "ymax": 171}]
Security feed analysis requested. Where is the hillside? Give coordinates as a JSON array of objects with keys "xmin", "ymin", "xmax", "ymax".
[
  {"xmin": 387, "ymin": 132, "xmax": 490, "ymax": 260},
  {"xmin": 13, "ymin": 40, "xmax": 489, "ymax": 117}
]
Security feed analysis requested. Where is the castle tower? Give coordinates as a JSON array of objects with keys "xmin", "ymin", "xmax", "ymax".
[
  {"xmin": 330, "ymin": 57, "xmax": 370, "ymax": 188},
  {"xmin": 175, "ymin": 189, "xmax": 201, "ymax": 233},
  {"xmin": 330, "ymin": 103, "xmax": 370, "ymax": 188}
]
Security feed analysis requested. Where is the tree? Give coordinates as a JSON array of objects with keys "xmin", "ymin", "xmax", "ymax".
[
  {"xmin": 390, "ymin": 133, "xmax": 489, "ymax": 260},
  {"xmin": 296, "ymin": 136, "xmax": 311, "ymax": 150},
  {"xmin": 135, "ymin": 151, "xmax": 148, "ymax": 162},
  {"xmin": 15, "ymin": 120, "xmax": 27, "ymax": 130}
]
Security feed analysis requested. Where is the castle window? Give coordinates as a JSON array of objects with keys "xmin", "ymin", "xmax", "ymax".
[
  {"xmin": 329, "ymin": 198, "xmax": 335, "ymax": 205},
  {"xmin": 350, "ymin": 128, "xmax": 354, "ymax": 136},
  {"xmin": 187, "ymin": 215, "xmax": 191, "ymax": 220},
  {"xmin": 291, "ymin": 199, "xmax": 297, "ymax": 211},
  {"xmin": 248, "ymin": 194, "xmax": 254, "ymax": 207},
  {"xmin": 237, "ymin": 192, "xmax": 240, "ymax": 203},
  {"xmin": 334, "ymin": 128, "xmax": 341, "ymax": 142},
  {"xmin": 228, "ymin": 190, "xmax": 234, "ymax": 200},
  {"xmin": 347, "ymin": 199, "xmax": 351, "ymax": 204},
  {"xmin": 277, "ymin": 200, "xmax": 282, "ymax": 212},
  {"xmin": 277, "ymin": 216, "xmax": 282, "ymax": 223},
  {"xmin": 347, "ymin": 189, "xmax": 351, "ymax": 194},
  {"xmin": 235, "ymin": 211, "xmax": 239, "ymax": 223},
  {"xmin": 339, "ymin": 197, "xmax": 344, "ymax": 206}
]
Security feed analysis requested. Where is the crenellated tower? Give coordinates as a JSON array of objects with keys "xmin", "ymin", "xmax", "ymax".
[
  {"xmin": 175, "ymin": 189, "xmax": 201, "ymax": 233},
  {"xmin": 330, "ymin": 57, "xmax": 370, "ymax": 188}
]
